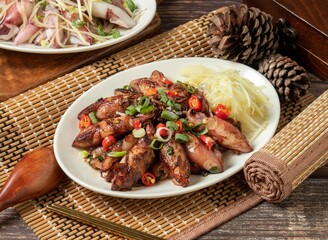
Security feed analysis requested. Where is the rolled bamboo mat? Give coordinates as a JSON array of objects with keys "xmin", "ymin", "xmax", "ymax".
[
  {"xmin": 0, "ymin": 8, "xmax": 325, "ymax": 240},
  {"xmin": 244, "ymin": 91, "xmax": 328, "ymax": 202}
]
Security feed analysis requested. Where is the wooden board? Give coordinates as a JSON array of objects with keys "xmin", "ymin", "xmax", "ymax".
[
  {"xmin": 243, "ymin": 0, "xmax": 328, "ymax": 79},
  {"xmin": 0, "ymin": 14, "xmax": 161, "ymax": 102}
]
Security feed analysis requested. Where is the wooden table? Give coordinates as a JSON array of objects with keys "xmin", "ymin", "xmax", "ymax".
[{"xmin": 0, "ymin": 0, "xmax": 327, "ymax": 239}]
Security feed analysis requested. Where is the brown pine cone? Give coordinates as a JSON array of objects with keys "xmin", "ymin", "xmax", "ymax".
[
  {"xmin": 258, "ymin": 54, "xmax": 311, "ymax": 102},
  {"xmin": 207, "ymin": 4, "xmax": 279, "ymax": 66}
]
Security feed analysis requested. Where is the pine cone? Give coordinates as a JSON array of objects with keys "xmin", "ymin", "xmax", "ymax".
[
  {"xmin": 258, "ymin": 54, "xmax": 310, "ymax": 102},
  {"xmin": 207, "ymin": 4, "xmax": 279, "ymax": 66}
]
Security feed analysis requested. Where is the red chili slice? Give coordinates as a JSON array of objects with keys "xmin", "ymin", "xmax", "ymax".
[
  {"xmin": 213, "ymin": 104, "xmax": 230, "ymax": 120},
  {"xmin": 102, "ymin": 135, "xmax": 116, "ymax": 152},
  {"xmin": 146, "ymin": 87, "xmax": 157, "ymax": 96},
  {"xmin": 175, "ymin": 120, "xmax": 183, "ymax": 132},
  {"xmin": 200, "ymin": 135, "xmax": 215, "ymax": 149},
  {"xmin": 188, "ymin": 95, "xmax": 202, "ymax": 111},
  {"xmin": 133, "ymin": 119, "xmax": 142, "ymax": 130},
  {"xmin": 141, "ymin": 172, "xmax": 156, "ymax": 186},
  {"xmin": 160, "ymin": 76, "xmax": 173, "ymax": 85},
  {"xmin": 167, "ymin": 90, "xmax": 178, "ymax": 97},
  {"xmin": 79, "ymin": 115, "xmax": 92, "ymax": 129}
]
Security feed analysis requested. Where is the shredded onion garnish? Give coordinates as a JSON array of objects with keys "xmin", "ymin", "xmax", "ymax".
[{"xmin": 181, "ymin": 65, "xmax": 269, "ymax": 142}]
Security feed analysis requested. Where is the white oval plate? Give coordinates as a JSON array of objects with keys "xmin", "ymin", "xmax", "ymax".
[
  {"xmin": 54, "ymin": 57, "xmax": 280, "ymax": 199},
  {"xmin": 0, "ymin": 0, "xmax": 156, "ymax": 54}
]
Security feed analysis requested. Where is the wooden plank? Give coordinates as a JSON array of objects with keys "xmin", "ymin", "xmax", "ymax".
[
  {"xmin": 0, "ymin": 14, "xmax": 161, "ymax": 102},
  {"xmin": 243, "ymin": 0, "xmax": 328, "ymax": 79}
]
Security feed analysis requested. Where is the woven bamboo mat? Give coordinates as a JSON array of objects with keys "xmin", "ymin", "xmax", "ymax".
[{"xmin": 0, "ymin": 8, "xmax": 320, "ymax": 240}]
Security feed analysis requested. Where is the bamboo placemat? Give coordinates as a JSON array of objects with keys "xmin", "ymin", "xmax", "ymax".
[{"xmin": 0, "ymin": 8, "xmax": 323, "ymax": 240}]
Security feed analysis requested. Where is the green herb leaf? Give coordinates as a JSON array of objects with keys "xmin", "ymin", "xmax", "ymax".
[
  {"xmin": 167, "ymin": 146, "xmax": 174, "ymax": 155},
  {"xmin": 208, "ymin": 166, "xmax": 219, "ymax": 174},
  {"xmin": 97, "ymin": 25, "xmax": 109, "ymax": 36},
  {"xmin": 110, "ymin": 28, "xmax": 121, "ymax": 38},
  {"xmin": 124, "ymin": 0, "xmax": 136, "ymax": 12},
  {"xmin": 177, "ymin": 80, "xmax": 196, "ymax": 94},
  {"xmin": 72, "ymin": 19, "xmax": 86, "ymax": 28},
  {"xmin": 36, "ymin": 0, "xmax": 47, "ymax": 7}
]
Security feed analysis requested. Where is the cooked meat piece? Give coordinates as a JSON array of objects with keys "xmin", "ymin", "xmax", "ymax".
[
  {"xmin": 72, "ymin": 124, "xmax": 102, "ymax": 149},
  {"xmin": 187, "ymin": 112, "xmax": 252, "ymax": 153},
  {"xmin": 184, "ymin": 133, "xmax": 224, "ymax": 173},
  {"xmin": 101, "ymin": 134, "xmax": 138, "ymax": 182},
  {"xmin": 111, "ymin": 137, "xmax": 155, "ymax": 191},
  {"xmin": 159, "ymin": 138, "xmax": 190, "ymax": 187}
]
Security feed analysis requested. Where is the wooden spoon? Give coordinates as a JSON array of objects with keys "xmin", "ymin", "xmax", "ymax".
[{"xmin": 0, "ymin": 147, "xmax": 65, "ymax": 211}]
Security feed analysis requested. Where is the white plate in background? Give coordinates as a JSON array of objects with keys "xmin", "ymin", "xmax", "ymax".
[{"xmin": 0, "ymin": 0, "xmax": 156, "ymax": 54}]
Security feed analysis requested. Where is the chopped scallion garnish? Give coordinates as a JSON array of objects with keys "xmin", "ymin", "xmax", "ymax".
[
  {"xmin": 72, "ymin": 19, "xmax": 86, "ymax": 28},
  {"xmin": 150, "ymin": 139, "xmax": 164, "ymax": 150},
  {"xmin": 88, "ymin": 112, "xmax": 98, "ymax": 124},
  {"xmin": 125, "ymin": 105, "xmax": 137, "ymax": 115},
  {"xmin": 79, "ymin": 150, "xmax": 89, "ymax": 159},
  {"xmin": 139, "ymin": 105, "xmax": 154, "ymax": 114},
  {"xmin": 110, "ymin": 29, "xmax": 121, "ymax": 39},
  {"xmin": 166, "ymin": 121, "xmax": 178, "ymax": 131},
  {"xmin": 125, "ymin": 0, "xmax": 136, "ymax": 12},
  {"xmin": 175, "ymin": 133, "xmax": 189, "ymax": 143},
  {"xmin": 157, "ymin": 89, "xmax": 168, "ymax": 103},
  {"xmin": 107, "ymin": 151, "xmax": 127, "ymax": 157},
  {"xmin": 161, "ymin": 110, "xmax": 179, "ymax": 121}
]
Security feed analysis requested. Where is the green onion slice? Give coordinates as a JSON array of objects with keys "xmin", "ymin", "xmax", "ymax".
[
  {"xmin": 137, "ymin": 96, "xmax": 150, "ymax": 108},
  {"xmin": 150, "ymin": 139, "xmax": 165, "ymax": 150},
  {"xmin": 107, "ymin": 151, "xmax": 128, "ymax": 157},
  {"xmin": 166, "ymin": 121, "xmax": 178, "ymax": 131},
  {"xmin": 175, "ymin": 133, "xmax": 189, "ymax": 143},
  {"xmin": 88, "ymin": 112, "xmax": 98, "ymax": 124},
  {"xmin": 139, "ymin": 105, "xmax": 154, "ymax": 114},
  {"xmin": 79, "ymin": 150, "xmax": 89, "ymax": 159},
  {"xmin": 161, "ymin": 110, "xmax": 179, "ymax": 121},
  {"xmin": 132, "ymin": 128, "xmax": 146, "ymax": 138},
  {"xmin": 157, "ymin": 89, "xmax": 168, "ymax": 103},
  {"xmin": 125, "ymin": 105, "xmax": 137, "ymax": 115}
]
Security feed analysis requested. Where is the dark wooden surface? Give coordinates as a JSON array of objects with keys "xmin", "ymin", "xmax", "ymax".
[
  {"xmin": 244, "ymin": 0, "xmax": 328, "ymax": 79},
  {"xmin": 0, "ymin": 14, "xmax": 161, "ymax": 101},
  {"xmin": 1, "ymin": 0, "xmax": 327, "ymax": 239}
]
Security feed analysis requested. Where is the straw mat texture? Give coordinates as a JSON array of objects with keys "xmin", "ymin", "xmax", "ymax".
[
  {"xmin": 0, "ymin": 9, "xmax": 324, "ymax": 240},
  {"xmin": 244, "ymin": 91, "xmax": 328, "ymax": 202}
]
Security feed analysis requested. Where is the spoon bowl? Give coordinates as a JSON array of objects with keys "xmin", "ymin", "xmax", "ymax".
[{"xmin": 0, "ymin": 147, "xmax": 65, "ymax": 211}]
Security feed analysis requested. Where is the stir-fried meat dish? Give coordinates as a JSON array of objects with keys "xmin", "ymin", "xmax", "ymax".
[{"xmin": 73, "ymin": 70, "xmax": 253, "ymax": 191}]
